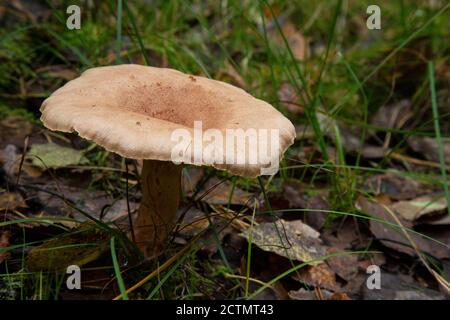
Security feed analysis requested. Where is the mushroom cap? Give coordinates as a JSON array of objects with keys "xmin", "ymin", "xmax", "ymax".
[{"xmin": 40, "ymin": 64, "xmax": 295, "ymax": 177}]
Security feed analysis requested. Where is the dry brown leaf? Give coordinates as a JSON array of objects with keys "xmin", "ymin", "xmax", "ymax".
[
  {"xmin": 0, "ymin": 231, "xmax": 11, "ymax": 264},
  {"xmin": 294, "ymin": 124, "xmax": 316, "ymax": 141},
  {"xmin": 293, "ymin": 263, "xmax": 338, "ymax": 291},
  {"xmin": 329, "ymin": 292, "xmax": 351, "ymax": 300},
  {"xmin": 390, "ymin": 195, "xmax": 448, "ymax": 221},
  {"xmin": 288, "ymin": 288, "xmax": 345, "ymax": 300},
  {"xmin": 361, "ymin": 272, "xmax": 445, "ymax": 300},
  {"xmin": 182, "ymin": 167, "xmax": 205, "ymax": 194},
  {"xmin": 196, "ymin": 177, "xmax": 254, "ymax": 206},
  {"xmin": 0, "ymin": 117, "xmax": 33, "ymax": 146},
  {"xmin": 0, "ymin": 144, "xmax": 43, "ymax": 178},
  {"xmin": 216, "ymin": 61, "xmax": 246, "ymax": 89},
  {"xmin": 35, "ymin": 184, "xmax": 138, "ymax": 224},
  {"xmin": 418, "ymin": 214, "xmax": 450, "ymax": 226},
  {"xmin": 325, "ymin": 247, "xmax": 358, "ymax": 282},
  {"xmin": 26, "ymin": 226, "xmax": 110, "ymax": 271},
  {"xmin": 271, "ymin": 21, "xmax": 309, "ymax": 61},
  {"xmin": 0, "ymin": 192, "xmax": 27, "ymax": 211},
  {"xmin": 240, "ymin": 219, "xmax": 326, "ymax": 263},
  {"xmin": 288, "ymin": 288, "xmax": 316, "ymax": 300},
  {"xmin": 0, "ymin": 144, "xmax": 18, "ymax": 175},
  {"xmin": 364, "ymin": 173, "xmax": 434, "ymax": 200},
  {"xmin": 176, "ymin": 206, "xmax": 209, "ymax": 237},
  {"xmin": 277, "ymin": 82, "xmax": 303, "ymax": 114},
  {"xmin": 321, "ymin": 220, "xmax": 368, "ymax": 251},
  {"xmin": 281, "ymin": 182, "xmax": 329, "ymax": 230},
  {"xmin": 407, "ymin": 136, "xmax": 450, "ymax": 164},
  {"xmin": 286, "ymin": 219, "xmax": 321, "ymax": 239},
  {"xmin": 356, "ymin": 196, "xmax": 450, "ymax": 258},
  {"xmin": 317, "ymin": 112, "xmax": 387, "ymax": 158},
  {"xmin": 371, "ymin": 99, "xmax": 412, "ymax": 130}
]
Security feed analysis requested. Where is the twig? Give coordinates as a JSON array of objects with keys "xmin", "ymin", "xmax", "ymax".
[
  {"xmin": 390, "ymin": 151, "xmax": 450, "ymax": 171},
  {"xmin": 16, "ymin": 136, "xmax": 29, "ymax": 185}
]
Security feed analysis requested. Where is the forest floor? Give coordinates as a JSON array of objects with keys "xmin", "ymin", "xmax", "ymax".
[{"xmin": 0, "ymin": 0, "xmax": 449, "ymax": 300}]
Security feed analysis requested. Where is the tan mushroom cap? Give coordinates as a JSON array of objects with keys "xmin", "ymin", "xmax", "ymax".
[{"xmin": 40, "ymin": 64, "xmax": 295, "ymax": 177}]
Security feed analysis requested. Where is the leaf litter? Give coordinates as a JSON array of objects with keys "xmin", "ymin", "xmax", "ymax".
[{"xmin": 1, "ymin": 1, "xmax": 450, "ymax": 300}]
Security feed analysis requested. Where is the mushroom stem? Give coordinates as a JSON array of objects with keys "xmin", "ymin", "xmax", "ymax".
[{"xmin": 134, "ymin": 159, "xmax": 183, "ymax": 259}]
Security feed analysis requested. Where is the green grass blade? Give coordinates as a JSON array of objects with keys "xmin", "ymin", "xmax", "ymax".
[
  {"xmin": 124, "ymin": 1, "xmax": 150, "ymax": 65},
  {"xmin": 115, "ymin": 0, "xmax": 123, "ymax": 64},
  {"xmin": 333, "ymin": 3, "xmax": 450, "ymax": 114},
  {"xmin": 110, "ymin": 236, "xmax": 128, "ymax": 300},
  {"xmin": 428, "ymin": 61, "xmax": 450, "ymax": 217},
  {"xmin": 246, "ymin": 250, "xmax": 377, "ymax": 299},
  {"xmin": 245, "ymin": 201, "xmax": 258, "ymax": 297},
  {"xmin": 146, "ymin": 250, "xmax": 191, "ymax": 299},
  {"xmin": 46, "ymin": 30, "xmax": 93, "ymax": 67}
]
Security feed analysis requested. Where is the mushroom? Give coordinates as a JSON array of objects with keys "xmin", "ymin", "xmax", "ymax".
[{"xmin": 40, "ymin": 64, "xmax": 295, "ymax": 258}]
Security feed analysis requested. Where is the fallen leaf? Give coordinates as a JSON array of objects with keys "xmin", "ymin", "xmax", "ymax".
[
  {"xmin": 317, "ymin": 112, "xmax": 363, "ymax": 153},
  {"xmin": 288, "ymin": 288, "xmax": 342, "ymax": 300},
  {"xmin": 417, "ymin": 214, "xmax": 450, "ymax": 226},
  {"xmin": 78, "ymin": 197, "xmax": 138, "ymax": 224},
  {"xmin": 0, "ymin": 116, "xmax": 33, "ymax": 147},
  {"xmin": 176, "ymin": 205, "xmax": 209, "ymax": 237},
  {"xmin": 317, "ymin": 112, "xmax": 386, "ymax": 158},
  {"xmin": 197, "ymin": 177, "xmax": 254, "ymax": 206},
  {"xmin": 36, "ymin": 185, "xmax": 138, "ymax": 223},
  {"xmin": 182, "ymin": 167, "xmax": 205, "ymax": 194},
  {"xmin": 240, "ymin": 219, "xmax": 326, "ymax": 263},
  {"xmin": 27, "ymin": 143, "xmax": 88, "ymax": 169},
  {"xmin": 361, "ymin": 272, "xmax": 445, "ymax": 300},
  {"xmin": 325, "ymin": 247, "xmax": 358, "ymax": 282},
  {"xmin": 278, "ymin": 82, "xmax": 303, "ymax": 114},
  {"xmin": 0, "ymin": 192, "xmax": 27, "ymax": 211},
  {"xmin": 371, "ymin": 99, "xmax": 412, "ymax": 130},
  {"xmin": 293, "ymin": 263, "xmax": 338, "ymax": 291},
  {"xmin": 270, "ymin": 21, "xmax": 309, "ymax": 61},
  {"xmin": 329, "ymin": 292, "xmax": 351, "ymax": 300},
  {"xmin": 0, "ymin": 231, "xmax": 11, "ymax": 264},
  {"xmin": 302, "ymin": 194, "xmax": 330, "ymax": 231},
  {"xmin": 392, "ymin": 290, "xmax": 446, "ymax": 300},
  {"xmin": 0, "ymin": 144, "xmax": 42, "ymax": 178},
  {"xmin": 390, "ymin": 194, "xmax": 448, "ymax": 221},
  {"xmin": 286, "ymin": 219, "xmax": 321, "ymax": 239},
  {"xmin": 26, "ymin": 224, "xmax": 110, "ymax": 271},
  {"xmin": 321, "ymin": 220, "xmax": 368, "ymax": 251},
  {"xmin": 356, "ymin": 196, "xmax": 450, "ymax": 258},
  {"xmin": 358, "ymin": 253, "xmax": 386, "ymax": 270},
  {"xmin": 216, "ymin": 61, "xmax": 246, "ymax": 89},
  {"xmin": 364, "ymin": 173, "xmax": 434, "ymax": 200},
  {"xmin": 294, "ymin": 124, "xmax": 316, "ymax": 140},
  {"xmin": 407, "ymin": 136, "xmax": 450, "ymax": 164},
  {"xmin": 341, "ymin": 272, "xmax": 367, "ymax": 295},
  {"xmin": 0, "ymin": 144, "xmax": 18, "ymax": 175},
  {"xmin": 288, "ymin": 288, "xmax": 317, "ymax": 300},
  {"xmin": 281, "ymin": 182, "xmax": 329, "ymax": 230}
]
